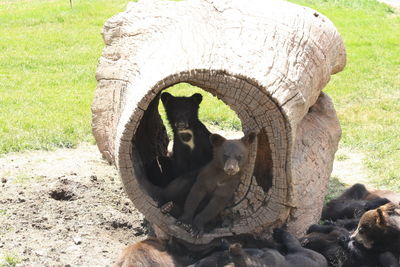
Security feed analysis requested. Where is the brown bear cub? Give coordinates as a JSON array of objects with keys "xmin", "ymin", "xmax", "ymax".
[
  {"xmin": 351, "ymin": 202, "xmax": 400, "ymax": 258},
  {"xmin": 114, "ymin": 237, "xmax": 181, "ymax": 267},
  {"xmin": 161, "ymin": 92, "xmax": 213, "ymax": 179},
  {"xmin": 175, "ymin": 132, "xmax": 257, "ymax": 238}
]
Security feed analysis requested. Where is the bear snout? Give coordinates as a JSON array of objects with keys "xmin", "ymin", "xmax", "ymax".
[
  {"xmin": 175, "ymin": 121, "xmax": 189, "ymax": 130},
  {"xmin": 350, "ymin": 230, "xmax": 373, "ymax": 249},
  {"xmin": 224, "ymin": 159, "xmax": 240, "ymax": 176}
]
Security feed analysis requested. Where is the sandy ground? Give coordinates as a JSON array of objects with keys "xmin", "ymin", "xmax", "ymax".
[{"xmin": 0, "ymin": 142, "xmax": 373, "ymax": 266}]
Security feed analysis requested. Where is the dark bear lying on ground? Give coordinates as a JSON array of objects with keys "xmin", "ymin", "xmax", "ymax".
[
  {"xmin": 351, "ymin": 202, "xmax": 400, "ymax": 260},
  {"xmin": 321, "ymin": 183, "xmax": 390, "ymax": 223},
  {"xmin": 301, "ymin": 223, "xmax": 400, "ymax": 267},
  {"xmin": 191, "ymin": 228, "xmax": 327, "ymax": 267},
  {"xmin": 174, "ymin": 132, "xmax": 257, "ymax": 238}
]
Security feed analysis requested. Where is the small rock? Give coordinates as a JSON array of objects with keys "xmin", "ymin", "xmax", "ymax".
[
  {"xmin": 73, "ymin": 236, "xmax": 82, "ymax": 245},
  {"xmin": 35, "ymin": 250, "xmax": 45, "ymax": 256},
  {"xmin": 90, "ymin": 175, "xmax": 97, "ymax": 181},
  {"xmin": 1, "ymin": 178, "xmax": 7, "ymax": 183}
]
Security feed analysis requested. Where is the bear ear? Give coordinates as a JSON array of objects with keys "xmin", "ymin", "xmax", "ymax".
[
  {"xmin": 161, "ymin": 92, "xmax": 173, "ymax": 105},
  {"xmin": 377, "ymin": 208, "xmax": 387, "ymax": 225},
  {"xmin": 241, "ymin": 132, "xmax": 257, "ymax": 146},
  {"xmin": 191, "ymin": 93, "xmax": 203, "ymax": 105},
  {"xmin": 210, "ymin": 134, "xmax": 225, "ymax": 147}
]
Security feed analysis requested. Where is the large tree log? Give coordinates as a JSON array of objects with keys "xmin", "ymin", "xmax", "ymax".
[{"xmin": 92, "ymin": 0, "xmax": 345, "ymax": 244}]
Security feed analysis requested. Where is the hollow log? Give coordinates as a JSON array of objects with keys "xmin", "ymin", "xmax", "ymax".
[{"xmin": 92, "ymin": 0, "xmax": 345, "ymax": 244}]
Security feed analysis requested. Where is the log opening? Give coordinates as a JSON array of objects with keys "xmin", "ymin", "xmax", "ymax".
[{"xmin": 119, "ymin": 70, "xmax": 291, "ymax": 244}]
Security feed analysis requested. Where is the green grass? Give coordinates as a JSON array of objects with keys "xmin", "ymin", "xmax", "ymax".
[
  {"xmin": 324, "ymin": 176, "xmax": 347, "ymax": 203},
  {"xmin": 0, "ymin": 0, "xmax": 132, "ymax": 153},
  {"xmin": 0, "ymin": 252, "xmax": 21, "ymax": 267},
  {"xmin": 0, "ymin": 0, "xmax": 399, "ymax": 189},
  {"xmin": 289, "ymin": 0, "xmax": 400, "ymax": 190}
]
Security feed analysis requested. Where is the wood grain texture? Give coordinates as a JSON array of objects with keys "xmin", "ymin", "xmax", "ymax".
[{"xmin": 92, "ymin": 0, "xmax": 345, "ymax": 243}]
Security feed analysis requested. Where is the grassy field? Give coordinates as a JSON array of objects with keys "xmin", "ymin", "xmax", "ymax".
[
  {"xmin": 291, "ymin": 0, "xmax": 400, "ymax": 189},
  {"xmin": 0, "ymin": 0, "xmax": 131, "ymax": 153},
  {"xmin": 0, "ymin": 0, "xmax": 399, "ymax": 189}
]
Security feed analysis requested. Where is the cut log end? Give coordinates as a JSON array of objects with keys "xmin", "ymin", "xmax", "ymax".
[{"xmin": 117, "ymin": 70, "xmax": 290, "ymax": 244}]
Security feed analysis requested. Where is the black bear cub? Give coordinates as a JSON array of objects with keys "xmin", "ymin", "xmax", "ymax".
[
  {"xmin": 229, "ymin": 229, "xmax": 327, "ymax": 267},
  {"xmin": 321, "ymin": 183, "xmax": 390, "ymax": 222},
  {"xmin": 192, "ymin": 229, "xmax": 327, "ymax": 267},
  {"xmin": 161, "ymin": 92, "xmax": 213, "ymax": 179},
  {"xmin": 176, "ymin": 132, "xmax": 257, "ymax": 238}
]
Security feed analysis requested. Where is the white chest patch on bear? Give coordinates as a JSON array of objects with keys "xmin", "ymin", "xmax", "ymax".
[{"xmin": 178, "ymin": 129, "xmax": 194, "ymax": 150}]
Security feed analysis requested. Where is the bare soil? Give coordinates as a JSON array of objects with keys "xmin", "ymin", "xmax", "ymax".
[
  {"xmin": 0, "ymin": 142, "xmax": 372, "ymax": 266},
  {"xmin": 331, "ymin": 146, "xmax": 374, "ymax": 187},
  {"xmin": 0, "ymin": 143, "xmax": 147, "ymax": 267}
]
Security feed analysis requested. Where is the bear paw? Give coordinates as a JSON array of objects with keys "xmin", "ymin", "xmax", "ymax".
[
  {"xmin": 189, "ymin": 225, "xmax": 204, "ymax": 239},
  {"xmin": 272, "ymin": 228, "xmax": 286, "ymax": 242},
  {"xmin": 160, "ymin": 201, "xmax": 174, "ymax": 214}
]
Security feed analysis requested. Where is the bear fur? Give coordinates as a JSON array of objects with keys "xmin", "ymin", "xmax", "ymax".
[
  {"xmin": 114, "ymin": 237, "xmax": 181, "ymax": 267},
  {"xmin": 351, "ymin": 202, "xmax": 400, "ymax": 257},
  {"xmin": 321, "ymin": 183, "xmax": 390, "ymax": 222},
  {"xmin": 191, "ymin": 229, "xmax": 327, "ymax": 267},
  {"xmin": 176, "ymin": 132, "xmax": 257, "ymax": 238},
  {"xmin": 229, "ymin": 228, "xmax": 327, "ymax": 267},
  {"xmin": 161, "ymin": 92, "xmax": 213, "ymax": 179},
  {"xmin": 301, "ymin": 224, "xmax": 400, "ymax": 267}
]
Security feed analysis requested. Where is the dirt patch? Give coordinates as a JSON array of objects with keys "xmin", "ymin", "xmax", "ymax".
[
  {"xmin": 0, "ymin": 143, "xmax": 146, "ymax": 266},
  {"xmin": 331, "ymin": 146, "xmax": 373, "ymax": 187}
]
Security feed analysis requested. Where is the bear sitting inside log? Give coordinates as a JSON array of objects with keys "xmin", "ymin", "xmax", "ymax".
[
  {"xmin": 175, "ymin": 132, "xmax": 257, "ymax": 238},
  {"xmin": 145, "ymin": 92, "xmax": 213, "ymax": 188},
  {"xmin": 161, "ymin": 92, "xmax": 213, "ymax": 179}
]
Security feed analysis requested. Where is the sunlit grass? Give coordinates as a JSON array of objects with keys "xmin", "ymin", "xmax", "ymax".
[{"xmin": 290, "ymin": 0, "xmax": 400, "ymax": 190}]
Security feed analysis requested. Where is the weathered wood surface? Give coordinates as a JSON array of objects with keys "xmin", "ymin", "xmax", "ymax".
[{"xmin": 92, "ymin": 0, "xmax": 345, "ymax": 244}]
